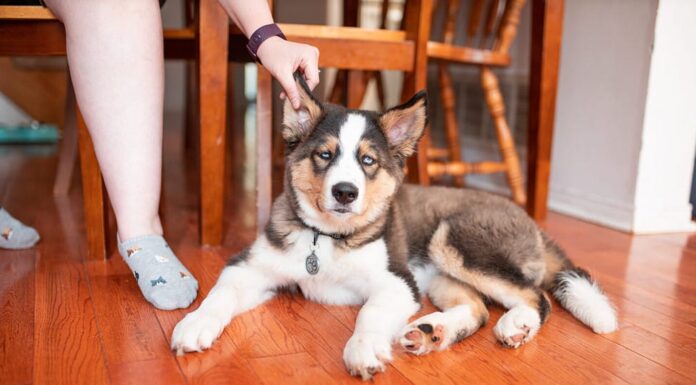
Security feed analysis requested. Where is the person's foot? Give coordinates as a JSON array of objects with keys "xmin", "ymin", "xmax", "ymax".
[
  {"xmin": 0, "ymin": 207, "xmax": 40, "ymax": 249},
  {"xmin": 118, "ymin": 234, "xmax": 198, "ymax": 310}
]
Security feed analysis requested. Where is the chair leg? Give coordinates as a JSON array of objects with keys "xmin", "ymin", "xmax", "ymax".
[
  {"xmin": 53, "ymin": 78, "xmax": 78, "ymax": 196},
  {"xmin": 374, "ymin": 70, "xmax": 387, "ymax": 111},
  {"xmin": 527, "ymin": 0, "xmax": 563, "ymax": 220},
  {"xmin": 402, "ymin": 0, "xmax": 432, "ymax": 186},
  {"xmin": 329, "ymin": 69, "xmax": 346, "ymax": 104},
  {"xmin": 402, "ymin": 71, "xmax": 431, "ymax": 186},
  {"xmin": 256, "ymin": 66, "xmax": 273, "ymax": 234},
  {"xmin": 198, "ymin": 0, "xmax": 229, "ymax": 246},
  {"xmin": 346, "ymin": 70, "xmax": 367, "ymax": 109},
  {"xmin": 76, "ymin": 106, "xmax": 109, "ymax": 260},
  {"xmin": 438, "ymin": 63, "xmax": 465, "ymax": 187},
  {"xmin": 480, "ymin": 66, "xmax": 526, "ymax": 204}
]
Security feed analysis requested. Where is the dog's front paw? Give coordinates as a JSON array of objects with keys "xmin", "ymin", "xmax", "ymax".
[
  {"xmin": 343, "ymin": 332, "xmax": 393, "ymax": 380},
  {"xmin": 171, "ymin": 310, "xmax": 224, "ymax": 355}
]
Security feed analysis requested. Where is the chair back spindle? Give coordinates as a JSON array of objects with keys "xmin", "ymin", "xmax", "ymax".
[{"xmin": 437, "ymin": 0, "xmax": 525, "ymax": 55}]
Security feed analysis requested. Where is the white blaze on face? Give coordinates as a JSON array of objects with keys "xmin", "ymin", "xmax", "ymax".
[{"xmin": 324, "ymin": 113, "xmax": 367, "ymax": 213}]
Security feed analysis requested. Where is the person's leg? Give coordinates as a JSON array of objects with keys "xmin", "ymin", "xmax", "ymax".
[
  {"xmin": 0, "ymin": 207, "xmax": 40, "ymax": 249},
  {"xmin": 44, "ymin": 0, "xmax": 197, "ymax": 309}
]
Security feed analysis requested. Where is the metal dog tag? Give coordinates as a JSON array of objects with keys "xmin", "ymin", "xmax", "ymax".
[{"xmin": 305, "ymin": 252, "xmax": 319, "ymax": 275}]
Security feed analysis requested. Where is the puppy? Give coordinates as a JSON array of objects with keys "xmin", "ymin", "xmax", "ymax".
[{"xmin": 171, "ymin": 73, "xmax": 618, "ymax": 380}]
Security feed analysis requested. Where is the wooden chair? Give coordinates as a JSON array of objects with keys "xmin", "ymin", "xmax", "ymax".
[
  {"xmin": 0, "ymin": 1, "xmax": 227, "ymax": 257},
  {"xmin": 230, "ymin": 0, "xmax": 434, "ymax": 233},
  {"xmin": 425, "ymin": 0, "xmax": 527, "ymax": 204},
  {"xmin": 190, "ymin": 0, "xmax": 564, "ymax": 242}
]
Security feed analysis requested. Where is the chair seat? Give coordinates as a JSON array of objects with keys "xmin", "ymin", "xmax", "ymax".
[{"xmin": 427, "ymin": 41, "xmax": 510, "ymax": 67}]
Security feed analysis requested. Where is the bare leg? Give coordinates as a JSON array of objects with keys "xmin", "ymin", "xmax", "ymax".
[
  {"xmin": 44, "ymin": 0, "xmax": 198, "ymax": 309},
  {"xmin": 45, "ymin": 0, "xmax": 164, "ymax": 240}
]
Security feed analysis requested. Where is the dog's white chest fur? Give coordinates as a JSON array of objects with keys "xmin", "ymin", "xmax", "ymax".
[{"xmin": 252, "ymin": 230, "xmax": 390, "ymax": 306}]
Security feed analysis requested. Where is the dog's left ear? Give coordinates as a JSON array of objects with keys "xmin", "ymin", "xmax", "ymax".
[
  {"xmin": 379, "ymin": 90, "xmax": 428, "ymax": 159},
  {"xmin": 282, "ymin": 72, "xmax": 323, "ymax": 148}
]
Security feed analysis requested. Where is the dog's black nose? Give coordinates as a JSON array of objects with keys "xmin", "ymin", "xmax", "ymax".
[{"xmin": 332, "ymin": 182, "xmax": 358, "ymax": 205}]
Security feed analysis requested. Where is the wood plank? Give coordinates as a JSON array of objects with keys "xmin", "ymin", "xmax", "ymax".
[
  {"xmin": 226, "ymin": 300, "xmax": 306, "ymax": 358},
  {"xmin": 279, "ymin": 24, "xmax": 406, "ymax": 42},
  {"xmin": 1, "ymin": 139, "xmax": 110, "ymax": 384},
  {"xmin": 0, "ymin": 249, "xmax": 35, "ymax": 385},
  {"xmin": 269, "ymin": 294, "xmax": 413, "ymax": 384},
  {"xmin": 289, "ymin": 38, "xmax": 414, "ymax": 71},
  {"xmin": 108, "ymin": 358, "xmax": 187, "ymax": 385},
  {"xmin": 604, "ymin": 324, "xmax": 696, "ymax": 380},
  {"xmin": 84, "ymin": 258, "xmax": 182, "ymax": 365},
  {"xmin": 0, "ymin": 21, "xmax": 66, "ymax": 56},
  {"xmin": 248, "ymin": 352, "xmax": 337, "ymax": 385},
  {"xmin": 33, "ymin": 257, "xmax": 109, "ymax": 384},
  {"xmin": 547, "ymin": 310, "xmax": 695, "ymax": 385},
  {"xmin": 0, "ymin": 5, "xmax": 56, "ymax": 20}
]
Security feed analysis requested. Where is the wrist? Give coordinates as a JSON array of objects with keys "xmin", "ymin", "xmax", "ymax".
[{"xmin": 246, "ymin": 23, "xmax": 286, "ymax": 63}]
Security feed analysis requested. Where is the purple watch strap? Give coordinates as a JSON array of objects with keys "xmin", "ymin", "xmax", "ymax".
[{"xmin": 246, "ymin": 24, "xmax": 287, "ymax": 63}]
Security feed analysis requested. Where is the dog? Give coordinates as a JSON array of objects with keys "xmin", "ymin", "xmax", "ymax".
[{"xmin": 171, "ymin": 73, "xmax": 618, "ymax": 380}]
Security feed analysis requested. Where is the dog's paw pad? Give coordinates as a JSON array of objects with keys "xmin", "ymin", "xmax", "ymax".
[
  {"xmin": 399, "ymin": 317, "xmax": 447, "ymax": 355},
  {"xmin": 494, "ymin": 306, "xmax": 540, "ymax": 349}
]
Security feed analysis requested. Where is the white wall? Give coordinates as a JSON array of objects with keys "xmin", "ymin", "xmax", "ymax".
[
  {"xmin": 549, "ymin": 0, "xmax": 696, "ymax": 233},
  {"xmin": 632, "ymin": 0, "xmax": 696, "ymax": 233}
]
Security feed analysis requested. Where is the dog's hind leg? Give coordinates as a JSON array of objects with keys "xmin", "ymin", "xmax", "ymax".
[
  {"xmin": 399, "ymin": 274, "xmax": 489, "ymax": 355},
  {"xmin": 427, "ymin": 222, "xmax": 552, "ymax": 349}
]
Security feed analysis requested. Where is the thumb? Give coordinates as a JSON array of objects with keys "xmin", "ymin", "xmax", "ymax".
[{"xmin": 278, "ymin": 73, "xmax": 301, "ymax": 109}]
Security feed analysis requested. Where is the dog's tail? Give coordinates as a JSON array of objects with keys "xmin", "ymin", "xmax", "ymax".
[{"xmin": 541, "ymin": 232, "xmax": 618, "ymax": 334}]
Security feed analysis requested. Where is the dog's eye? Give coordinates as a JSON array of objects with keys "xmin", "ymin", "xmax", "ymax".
[
  {"xmin": 361, "ymin": 155, "xmax": 375, "ymax": 166},
  {"xmin": 318, "ymin": 151, "xmax": 332, "ymax": 160}
]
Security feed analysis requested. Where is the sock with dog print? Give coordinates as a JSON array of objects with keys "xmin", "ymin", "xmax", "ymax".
[
  {"xmin": 0, "ymin": 207, "xmax": 40, "ymax": 249},
  {"xmin": 118, "ymin": 234, "xmax": 198, "ymax": 310}
]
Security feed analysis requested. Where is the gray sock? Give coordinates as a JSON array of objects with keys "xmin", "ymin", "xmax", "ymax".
[
  {"xmin": 0, "ymin": 207, "xmax": 40, "ymax": 250},
  {"xmin": 118, "ymin": 234, "xmax": 198, "ymax": 310}
]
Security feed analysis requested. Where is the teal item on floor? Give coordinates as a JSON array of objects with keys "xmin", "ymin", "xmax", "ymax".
[{"xmin": 0, "ymin": 123, "xmax": 60, "ymax": 144}]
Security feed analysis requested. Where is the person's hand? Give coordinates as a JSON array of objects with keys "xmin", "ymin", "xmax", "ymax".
[{"xmin": 256, "ymin": 37, "xmax": 320, "ymax": 109}]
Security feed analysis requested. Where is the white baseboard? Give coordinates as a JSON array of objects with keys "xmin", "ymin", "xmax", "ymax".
[
  {"xmin": 547, "ymin": 186, "xmax": 635, "ymax": 232},
  {"xmin": 632, "ymin": 203, "xmax": 696, "ymax": 234}
]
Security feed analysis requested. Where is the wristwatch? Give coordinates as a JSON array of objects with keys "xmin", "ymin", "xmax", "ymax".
[{"xmin": 246, "ymin": 23, "xmax": 287, "ymax": 63}]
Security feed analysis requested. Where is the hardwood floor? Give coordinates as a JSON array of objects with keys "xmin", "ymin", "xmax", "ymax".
[{"xmin": 1, "ymin": 122, "xmax": 696, "ymax": 384}]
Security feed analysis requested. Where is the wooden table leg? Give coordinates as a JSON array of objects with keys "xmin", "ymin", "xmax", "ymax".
[
  {"xmin": 198, "ymin": 0, "xmax": 229, "ymax": 246},
  {"xmin": 256, "ymin": 66, "xmax": 273, "ymax": 234},
  {"xmin": 527, "ymin": 0, "xmax": 564, "ymax": 220},
  {"xmin": 76, "ymin": 107, "xmax": 109, "ymax": 260}
]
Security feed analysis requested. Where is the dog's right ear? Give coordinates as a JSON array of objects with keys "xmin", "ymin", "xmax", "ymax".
[{"xmin": 282, "ymin": 72, "xmax": 323, "ymax": 149}]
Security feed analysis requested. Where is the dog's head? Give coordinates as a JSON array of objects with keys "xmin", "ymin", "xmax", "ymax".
[{"xmin": 283, "ymin": 73, "xmax": 427, "ymax": 234}]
